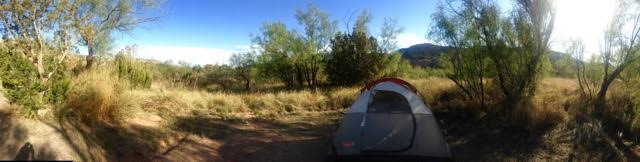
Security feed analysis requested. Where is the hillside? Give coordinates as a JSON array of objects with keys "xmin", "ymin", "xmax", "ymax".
[{"xmin": 399, "ymin": 43, "xmax": 576, "ymax": 68}]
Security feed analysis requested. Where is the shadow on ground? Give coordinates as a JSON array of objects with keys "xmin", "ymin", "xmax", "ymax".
[
  {"xmin": 170, "ymin": 114, "xmax": 335, "ymax": 162},
  {"xmin": 41, "ymin": 113, "xmax": 178, "ymax": 161},
  {"xmin": 0, "ymin": 110, "xmax": 58, "ymax": 160}
]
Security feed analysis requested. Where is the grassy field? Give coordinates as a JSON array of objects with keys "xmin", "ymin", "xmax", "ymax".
[{"xmin": 1, "ymin": 68, "xmax": 639, "ymax": 161}]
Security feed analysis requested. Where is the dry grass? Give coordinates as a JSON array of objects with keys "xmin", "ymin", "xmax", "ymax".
[
  {"xmin": 514, "ymin": 78, "xmax": 579, "ymax": 129},
  {"xmin": 53, "ymin": 72, "xmax": 640, "ymax": 161},
  {"xmin": 61, "ymin": 72, "xmax": 585, "ymax": 131},
  {"xmin": 124, "ymin": 85, "xmax": 358, "ymax": 121},
  {"xmin": 63, "ymin": 70, "xmax": 133, "ymax": 123}
]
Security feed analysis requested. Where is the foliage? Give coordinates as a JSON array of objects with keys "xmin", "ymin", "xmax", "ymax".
[
  {"xmin": 380, "ymin": 52, "xmax": 414, "ymax": 77},
  {"xmin": 0, "ymin": 0, "xmax": 75, "ymax": 117},
  {"xmin": 200, "ymin": 65, "xmax": 236, "ymax": 91},
  {"xmin": 230, "ymin": 52, "xmax": 257, "ymax": 90},
  {"xmin": 254, "ymin": 22, "xmax": 298, "ymax": 87},
  {"xmin": 326, "ymin": 22, "xmax": 387, "ymax": 85},
  {"xmin": 379, "ymin": 18, "xmax": 403, "ymax": 53},
  {"xmin": 429, "ymin": 0, "xmax": 556, "ymax": 115},
  {"xmin": 0, "ymin": 45, "xmax": 43, "ymax": 117},
  {"xmin": 114, "ymin": 46, "xmax": 152, "ymax": 89},
  {"xmin": 69, "ymin": 0, "xmax": 162, "ymax": 68},
  {"xmin": 253, "ymin": 3, "xmax": 337, "ymax": 88},
  {"xmin": 590, "ymin": 0, "xmax": 640, "ymax": 117}
]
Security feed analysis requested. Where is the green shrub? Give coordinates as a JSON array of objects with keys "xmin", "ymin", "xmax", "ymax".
[
  {"xmin": 0, "ymin": 44, "xmax": 72, "ymax": 117},
  {"xmin": 114, "ymin": 49, "xmax": 152, "ymax": 89},
  {"xmin": 0, "ymin": 46, "xmax": 44, "ymax": 117}
]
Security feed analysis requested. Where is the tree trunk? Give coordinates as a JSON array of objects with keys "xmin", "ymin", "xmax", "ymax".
[
  {"xmin": 86, "ymin": 43, "xmax": 95, "ymax": 69},
  {"xmin": 595, "ymin": 67, "xmax": 624, "ymax": 118},
  {"xmin": 595, "ymin": 77, "xmax": 614, "ymax": 119},
  {"xmin": 245, "ymin": 79, "xmax": 250, "ymax": 90}
]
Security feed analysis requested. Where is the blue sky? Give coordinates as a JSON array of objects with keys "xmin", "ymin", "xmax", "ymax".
[
  {"xmin": 111, "ymin": 0, "xmax": 617, "ymax": 65},
  {"xmin": 113, "ymin": 0, "xmax": 438, "ymax": 65}
]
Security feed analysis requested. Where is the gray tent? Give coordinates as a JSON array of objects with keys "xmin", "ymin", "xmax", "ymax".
[{"xmin": 328, "ymin": 78, "xmax": 453, "ymax": 161}]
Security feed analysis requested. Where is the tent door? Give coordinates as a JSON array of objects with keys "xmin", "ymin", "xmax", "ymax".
[{"xmin": 360, "ymin": 90, "xmax": 416, "ymax": 152}]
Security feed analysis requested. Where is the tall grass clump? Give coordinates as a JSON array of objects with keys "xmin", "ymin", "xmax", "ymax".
[
  {"xmin": 114, "ymin": 47, "xmax": 152, "ymax": 89},
  {"xmin": 511, "ymin": 78, "xmax": 576, "ymax": 129},
  {"xmin": 63, "ymin": 70, "xmax": 132, "ymax": 123}
]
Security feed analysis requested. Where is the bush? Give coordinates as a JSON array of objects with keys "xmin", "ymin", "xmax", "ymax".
[
  {"xmin": 326, "ymin": 31, "xmax": 387, "ymax": 85},
  {"xmin": 0, "ymin": 48, "xmax": 43, "ymax": 117},
  {"xmin": 114, "ymin": 48, "xmax": 152, "ymax": 89},
  {"xmin": 64, "ymin": 70, "xmax": 131, "ymax": 122},
  {"xmin": 0, "ymin": 44, "xmax": 71, "ymax": 117}
]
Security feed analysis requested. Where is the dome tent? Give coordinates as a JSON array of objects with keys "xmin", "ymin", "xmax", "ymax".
[{"xmin": 328, "ymin": 78, "xmax": 453, "ymax": 161}]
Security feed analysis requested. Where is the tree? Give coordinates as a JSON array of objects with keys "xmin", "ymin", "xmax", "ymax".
[
  {"xmin": 500, "ymin": 0, "xmax": 554, "ymax": 109},
  {"xmin": 567, "ymin": 39, "xmax": 600, "ymax": 100},
  {"xmin": 230, "ymin": 52, "xmax": 257, "ymax": 90},
  {"xmin": 429, "ymin": 0, "xmax": 556, "ymax": 115},
  {"xmin": 69, "ymin": 0, "xmax": 160, "ymax": 69},
  {"xmin": 592, "ymin": 0, "xmax": 640, "ymax": 118},
  {"xmin": 294, "ymin": 3, "xmax": 337, "ymax": 87},
  {"xmin": 326, "ymin": 11, "xmax": 387, "ymax": 86},
  {"xmin": 253, "ymin": 22, "xmax": 298, "ymax": 88},
  {"xmin": 0, "ymin": 0, "xmax": 74, "ymax": 116},
  {"xmin": 429, "ymin": 1, "xmax": 493, "ymax": 110},
  {"xmin": 379, "ymin": 17, "xmax": 403, "ymax": 53}
]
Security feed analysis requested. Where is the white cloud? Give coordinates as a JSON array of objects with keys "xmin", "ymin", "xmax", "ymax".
[
  {"xmin": 135, "ymin": 46, "xmax": 234, "ymax": 65},
  {"xmin": 396, "ymin": 33, "xmax": 429, "ymax": 48}
]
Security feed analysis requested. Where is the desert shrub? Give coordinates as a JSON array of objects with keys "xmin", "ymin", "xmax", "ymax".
[
  {"xmin": 45, "ymin": 63, "xmax": 72, "ymax": 104},
  {"xmin": 114, "ymin": 47, "xmax": 152, "ymax": 89},
  {"xmin": 326, "ymin": 30, "xmax": 387, "ymax": 86},
  {"xmin": 0, "ymin": 44, "xmax": 72, "ymax": 117},
  {"xmin": 64, "ymin": 70, "xmax": 131, "ymax": 122},
  {"xmin": 380, "ymin": 52, "xmax": 413, "ymax": 77},
  {"xmin": 0, "ymin": 48, "xmax": 43, "ymax": 116}
]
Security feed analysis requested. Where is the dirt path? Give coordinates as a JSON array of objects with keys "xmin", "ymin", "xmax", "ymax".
[
  {"xmin": 156, "ymin": 120, "xmax": 330, "ymax": 162},
  {"xmin": 0, "ymin": 94, "xmax": 84, "ymax": 161},
  {"xmin": 0, "ymin": 89, "xmax": 336, "ymax": 162},
  {"xmin": 154, "ymin": 112, "xmax": 336, "ymax": 162}
]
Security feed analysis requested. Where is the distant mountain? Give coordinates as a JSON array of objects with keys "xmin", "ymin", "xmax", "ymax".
[
  {"xmin": 398, "ymin": 43, "xmax": 576, "ymax": 68},
  {"xmin": 398, "ymin": 43, "xmax": 451, "ymax": 68}
]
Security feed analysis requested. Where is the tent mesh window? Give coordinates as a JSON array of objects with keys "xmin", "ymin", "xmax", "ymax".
[{"xmin": 367, "ymin": 90, "xmax": 412, "ymax": 113}]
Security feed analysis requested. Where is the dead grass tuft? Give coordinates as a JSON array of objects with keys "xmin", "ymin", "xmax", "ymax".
[{"xmin": 63, "ymin": 70, "xmax": 133, "ymax": 123}]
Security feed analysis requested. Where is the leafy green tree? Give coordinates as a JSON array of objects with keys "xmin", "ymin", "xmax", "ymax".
[
  {"xmin": 429, "ymin": 1, "xmax": 490, "ymax": 110},
  {"xmin": 68, "ymin": 0, "xmax": 161, "ymax": 69},
  {"xmin": 201, "ymin": 64, "xmax": 235, "ymax": 91},
  {"xmin": 230, "ymin": 52, "xmax": 257, "ymax": 90},
  {"xmin": 0, "ymin": 0, "xmax": 73, "ymax": 116},
  {"xmin": 254, "ymin": 22, "xmax": 298, "ymax": 88},
  {"xmin": 294, "ymin": 3, "xmax": 338, "ymax": 87},
  {"xmin": 592, "ymin": 0, "xmax": 640, "ymax": 117},
  {"xmin": 326, "ymin": 11, "xmax": 386, "ymax": 85},
  {"xmin": 430, "ymin": 0, "xmax": 556, "ymax": 114}
]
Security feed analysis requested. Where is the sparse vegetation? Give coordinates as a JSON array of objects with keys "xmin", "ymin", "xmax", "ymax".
[{"xmin": 3, "ymin": 0, "xmax": 640, "ymax": 161}]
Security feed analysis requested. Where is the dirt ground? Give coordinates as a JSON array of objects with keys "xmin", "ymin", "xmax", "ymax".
[
  {"xmin": 1, "ymin": 90, "xmax": 638, "ymax": 162},
  {"xmin": 0, "ymin": 91, "xmax": 338, "ymax": 162}
]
